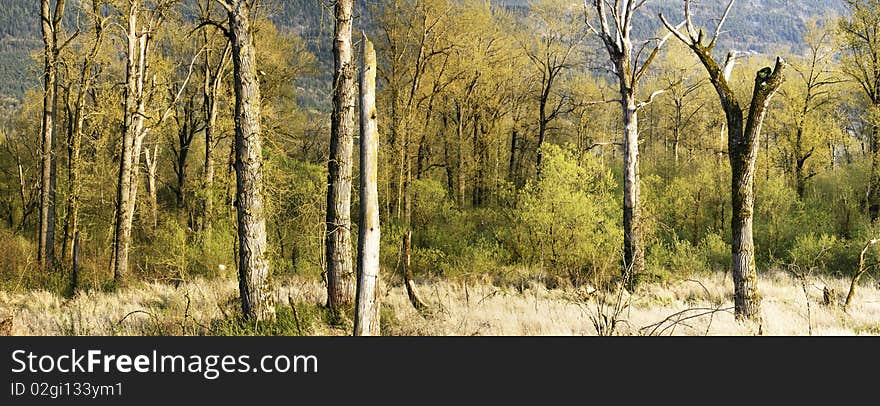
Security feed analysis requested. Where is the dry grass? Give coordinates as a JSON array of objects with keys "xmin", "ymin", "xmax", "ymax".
[{"xmin": 1, "ymin": 270, "xmax": 878, "ymax": 336}]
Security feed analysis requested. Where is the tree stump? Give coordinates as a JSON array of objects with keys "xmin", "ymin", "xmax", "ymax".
[{"xmin": 822, "ymin": 287, "xmax": 837, "ymax": 308}]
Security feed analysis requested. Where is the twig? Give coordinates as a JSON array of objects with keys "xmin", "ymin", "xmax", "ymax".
[{"xmin": 641, "ymin": 307, "xmax": 735, "ymax": 336}]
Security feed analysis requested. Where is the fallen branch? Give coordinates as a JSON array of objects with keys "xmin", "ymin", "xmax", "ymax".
[{"xmin": 641, "ymin": 306, "xmax": 735, "ymax": 336}]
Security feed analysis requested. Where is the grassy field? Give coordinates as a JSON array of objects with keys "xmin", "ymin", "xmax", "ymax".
[{"xmin": 1, "ymin": 269, "xmax": 878, "ymax": 336}]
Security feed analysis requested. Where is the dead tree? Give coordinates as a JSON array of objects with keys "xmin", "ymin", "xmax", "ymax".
[
  {"xmin": 218, "ymin": 0, "xmax": 274, "ymax": 321},
  {"xmin": 589, "ymin": 0, "xmax": 679, "ymax": 283},
  {"xmin": 661, "ymin": 0, "xmax": 787, "ymax": 321},
  {"xmin": 38, "ymin": 0, "xmax": 67, "ymax": 270},
  {"xmin": 354, "ymin": 34, "xmax": 381, "ymax": 336},
  {"xmin": 326, "ymin": 0, "xmax": 357, "ymax": 312}
]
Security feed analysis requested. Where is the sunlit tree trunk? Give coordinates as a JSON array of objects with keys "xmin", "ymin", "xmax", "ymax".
[
  {"xmin": 113, "ymin": 3, "xmax": 141, "ymax": 282},
  {"xmin": 661, "ymin": 3, "xmax": 786, "ymax": 321},
  {"xmin": 326, "ymin": 0, "xmax": 356, "ymax": 312},
  {"xmin": 354, "ymin": 35, "xmax": 381, "ymax": 336},
  {"xmin": 621, "ymin": 91, "xmax": 645, "ymax": 280},
  {"xmin": 225, "ymin": 0, "xmax": 273, "ymax": 321}
]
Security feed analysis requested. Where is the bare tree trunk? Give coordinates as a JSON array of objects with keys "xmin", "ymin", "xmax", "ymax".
[
  {"xmin": 326, "ymin": 0, "xmax": 356, "ymax": 312},
  {"xmin": 622, "ymin": 92, "xmax": 645, "ymax": 281},
  {"xmin": 113, "ymin": 3, "xmax": 140, "ymax": 282},
  {"xmin": 456, "ymin": 104, "xmax": 465, "ymax": 208},
  {"xmin": 227, "ymin": 0, "xmax": 273, "ymax": 321},
  {"xmin": 39, "ymin": 0, "xmax": 66, "ymax": 271},
  {"xmin": 354, "ymin": 35, "xmax": 381, "ymax": 336},
  {"xmin": 592, "ymin": 0, "xmax": 659, "ymax": 284}
]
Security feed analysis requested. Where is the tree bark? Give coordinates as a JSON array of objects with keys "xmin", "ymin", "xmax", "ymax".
[
  {"xmin": 354, "ymin": 35, "xmax": 381, "ymax": 336},
  {"xmin": 227, "ymin": 0, "xmax": 273, "ymax": 321},
  {"xmin": 621, "ymin": 92, "xmax": 645, "ymax": 281},
  {"xmin": 39, "ymin": 0, "xmax": 66, "ymax": 271},
  {"xmin": 112, "ymin": 3, "xmax": 141, "ymax": 283},
  {"xmin": 325, "ymin": 0, "xmax": 356, "ymax": 312},
  {"xmin": 592, "ymin": 1, "xmax": 655, "ymax": 282}
]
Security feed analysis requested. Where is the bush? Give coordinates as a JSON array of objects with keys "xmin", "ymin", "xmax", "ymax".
[
  {"xmin": 699, "ymin": 232, "xmax": 731, "ymax": 272},
  {"xmin": 501, "ymin": 144, "xmax": 622, "ymax": 284}
]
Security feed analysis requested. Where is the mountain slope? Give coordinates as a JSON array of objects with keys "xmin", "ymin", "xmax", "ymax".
[{"xmin": 0, "ymin": 0, "xmax": 847, "ymax": 100}]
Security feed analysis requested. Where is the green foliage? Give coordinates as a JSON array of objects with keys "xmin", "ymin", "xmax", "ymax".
[
  {"xmin": 700, "ymin": 233, "xmax": 731, "ymax": 272},
  {"xmin": 501, "ymin": 144, "xmax": 621, "ymax": 284}
]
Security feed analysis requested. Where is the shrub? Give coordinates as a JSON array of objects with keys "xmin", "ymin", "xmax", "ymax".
[{"xmin": 501, "ymin": 144, "xmax": 622, "ymax": 284}]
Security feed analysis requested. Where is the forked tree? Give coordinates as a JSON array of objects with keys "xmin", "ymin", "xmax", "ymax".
[
  {"xmin": 113, "ymin": 0, "xmax": 191, "ymax": 283},
  {"xmin": 660, "ymin": 0, "xmax": 786, "ymax": 321}
]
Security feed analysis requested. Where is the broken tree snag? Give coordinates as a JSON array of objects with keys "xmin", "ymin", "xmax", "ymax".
[
  {"xmin": 402, "ymin": 231, "xmax": 427, "ymax": 312},
  {"xmin": 354, "ymin": 34, "xmax": 381, "ymax": 337},
  {"xmin": 660, "ymin": 0, "xmax": 786, "ymax": 322},
  {"xmin": 845, "ymin": 239, "xmax": 879, "ymax": 311},
  {"xmin": 325, "ymin": 0, "xmax": 357, "ymax": 312},
  {"xmin": 822, "ymin": 287, "xmax": 837, "ymax": 308}
]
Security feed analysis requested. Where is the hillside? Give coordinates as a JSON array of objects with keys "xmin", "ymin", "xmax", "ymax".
[{"xmin": 0, "ymin": 0, "xmax": 846, "ymax": 100}]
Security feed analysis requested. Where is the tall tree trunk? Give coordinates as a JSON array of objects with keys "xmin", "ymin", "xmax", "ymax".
[
  {"xmin": 39, "ymin": 0, "xmax": 65, "ymax": 270},
  {"xmin": 113, "ymin": 3, "xmax": 140, "ymax": 282},
  {"xmin": 354, "ymin": 35, "xmax": 381, "ymax": 336},
  {"xmin": 621, "ymin": 92, "xmax": 645, "ymax": 281},
  {"xmin": 725, "ymin": 61, "xmax": 786, "ymax": 321},
  {"xmin": 326, "ymin": 0, "xmax": 356, "ymax": 312},
  {"xmin": 228, "ymin": 0, "xmax": 273, "ymax": 321}
]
